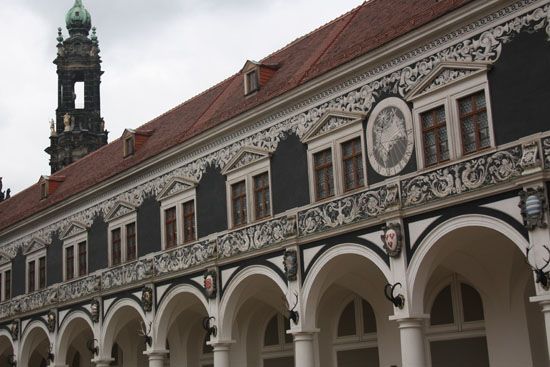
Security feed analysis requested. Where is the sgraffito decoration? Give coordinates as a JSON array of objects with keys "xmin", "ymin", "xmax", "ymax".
[{"xmin": 2, "ymin": 0, "xmax": 548, "ymax": 259}]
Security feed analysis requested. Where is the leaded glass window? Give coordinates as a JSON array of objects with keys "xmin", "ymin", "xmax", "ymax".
[
  {"xmin": 254, "ymin": 172, "xmax": 271, "ymax": 220},
  {"xmin": 232, "ymin": 181, "xmax": 247, "ymax": 227},
  {"xmin": 314, "ymin": 149, "xmax": 334, "ymax": 200},
  {"xmin": 458, "ymin": 91, "xmax": 489, "ymax": 155},
  {"xmin": 421, "ymin": 105, "xmax": 449, "ymax": 167},
  {"xmin": 341, "ymin": 138, "xmax": 364, "ymax": 191}
]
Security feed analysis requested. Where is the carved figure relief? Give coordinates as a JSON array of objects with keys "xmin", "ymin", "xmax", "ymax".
[
  {"xmin": 141, "ymin": 286, "xmax": 153, "ymax": 313},
  {"xmin": 204, "ymin": 270, "xmax": 217, "ymax": 299},
  {"xmin": 283, "ymin": 250, "xmax": 298, "ymax": 281}
]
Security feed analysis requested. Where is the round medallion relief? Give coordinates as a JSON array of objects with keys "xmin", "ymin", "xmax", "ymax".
[{"xmin": 366, "ymin": 97, "xmax": 414, "ymax": 177}]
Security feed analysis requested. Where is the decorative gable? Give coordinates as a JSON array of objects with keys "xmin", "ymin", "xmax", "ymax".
[
  {"xmin": 301, "ymin": 111, "xmax": 365, "ymax": 143},
  {"xmin": 23, "ymin": 238, "xmax": 48, "ymax": 255},
  {"xmin": 221, "ymin": 147, "xmax": 271, "ymax": 175},
  {"xmin": 157, "ymin": 177, "xmax": 198, "ymax": 201},
  {"xmin": 61, "ymin": 222, "xmax": 88, "ymax": 240},
  {"xmin": 106, "ymin": 201, "xmax": 137, "ymax": 222},
  {"xmin": 406, "ymin": 61, "xmax": 491, "ymax": 101}
]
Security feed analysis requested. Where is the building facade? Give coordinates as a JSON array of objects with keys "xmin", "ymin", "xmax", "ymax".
[{"xmin": 0, "ymin": 0, "xmax": 550, "ymax": 366}]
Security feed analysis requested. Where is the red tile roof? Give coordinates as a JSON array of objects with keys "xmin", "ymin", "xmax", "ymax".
[{"xmin": 0, "ymin": 0, "xmax": 474, "ymax": 232}]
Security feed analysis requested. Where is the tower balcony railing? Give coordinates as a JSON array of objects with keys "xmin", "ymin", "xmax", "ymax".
[{"xmin": 0, "ymin": 135, "xmax": 548, "ymax": 321}]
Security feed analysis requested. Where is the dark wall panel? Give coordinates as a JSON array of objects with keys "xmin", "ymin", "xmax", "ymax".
[
  {"xmin": 47, "ymin": 232, "xmax": 62, "ymax": 286},
  {"xmin": 489, "ymin": 30, "xmax": 550, "ymax": 145},
  {"xmin": 138, "ymin": 195, "xmax": 161, "ymax": 256},
  {"xmin": 88, "ymin": 214, "xmax": 108, "ymax": 272},
  {"xmin": 271, "ymin": 133, "xmax": 310, "ymax": 214},
  {"xmin": 12, "ymin": 249, "xmax": 25, "ymax": 297},
  {"xmin": 197, "ymin": 165, "xmax": 227, "ymax": 238}
]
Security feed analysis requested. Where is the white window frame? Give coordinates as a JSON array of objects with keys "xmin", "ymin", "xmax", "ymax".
[
  {"xmin": 108, "ymin": 211, "xmax": 138, "ymax": 266},
  {"xmin": 411, "ymin": 71, "xmax": 495, "ymax": 170},
  {"xmin": 62, "ymin": 231, "xmax": 88, "ymax": 281},
  {"xmin": 225, "ymin": 159, "xmax": 272, "ymax": 228},
  {"xmin": 425, "ymin": 274, "xmax": 486, "ymax": 345},
  {"xmin": 0, "ymin": 262, "xmax": 12, "ymax": 301},
  {"xmin": 160, "ymin": 187, "xmax": 197, "ymax": 250},
  {"xmin": 26, "ymin": 248, "xmax": 46, "ymax": 293},
  {"xmin": 306, "ymin": 121, "xmax": 366, "ymax": 203}
]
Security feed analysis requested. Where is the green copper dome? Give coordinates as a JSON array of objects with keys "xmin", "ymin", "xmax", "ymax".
[{"xmin": 65, "ymin": 0, "xmax": 92, "ymax": 35}]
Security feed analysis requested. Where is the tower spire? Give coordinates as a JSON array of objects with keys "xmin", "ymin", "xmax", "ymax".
[{"xmin": 45, "ymin": 1, "xmax": 108, "ymax": 173}]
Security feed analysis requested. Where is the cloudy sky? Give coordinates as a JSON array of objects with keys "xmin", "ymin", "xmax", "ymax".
[{"xmin": 0, "ymin": 0, "xmax": 362, "ymax": 194}]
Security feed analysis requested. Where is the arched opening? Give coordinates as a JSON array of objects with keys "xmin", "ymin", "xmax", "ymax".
[
  {"xmin": 102, "ymin": 303, "xmax": 147, "ymax": 367},
  {"xmin": 154, "ymin": 286, "xmax": 209, "ymax": 367},
  {"xmin": 20, "ymin": 324, "xmax": 50, "ymax": 367},
  {"xmin": 411, "ymin": 220, "xmax": 546, "ymax": 367},
  {"xmin": 302, "ymin": 245, "xmax": 398, "ymax": 367},
  {"xmin": 57, "ymin": 314, "xmax": 94, "ymax": 367},
  {"xmin": 219, "ymin": 266, "xmax": 291, "ymax": 367},
  {"xmin": 0, "ymin": 334, "xmax": 14, "ymax": 366}
]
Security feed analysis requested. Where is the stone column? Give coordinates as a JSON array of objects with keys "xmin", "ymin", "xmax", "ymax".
[
  {"xmin": 212, "ymin": 342, "xmax": 231, "ymax": 367},
  {"xmin": 293, "ymin": 332, "xmax": 316, "ymax": 367},
  {"xmin": 395, "ymin": 318, "xmax": 427, "ymax": 367}
]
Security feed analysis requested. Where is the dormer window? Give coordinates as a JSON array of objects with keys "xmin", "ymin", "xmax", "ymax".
[
  {"xmin": 39, "ymin": 175, "xmax": 65, "ymax": 199},
  {"xmin": 122, "ymin": 128, "xmax": 154, "ymax": 158},
  {"xmin": 242, "ymin": 60, "xmax": 279, "ymax": 96},
  {"xmin": 245, "ymin": 69, "xmax": 259, "ymax": 95}
]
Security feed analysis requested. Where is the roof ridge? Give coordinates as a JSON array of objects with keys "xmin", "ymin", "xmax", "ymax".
[{"xmin": 260, "ymin": 0, "xmax": 368, "ymax": 63}]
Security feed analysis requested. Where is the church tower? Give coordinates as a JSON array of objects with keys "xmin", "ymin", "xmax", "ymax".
[{"xmin": 46, "ymin": 0, "xmax": 108, "ymax": 173}]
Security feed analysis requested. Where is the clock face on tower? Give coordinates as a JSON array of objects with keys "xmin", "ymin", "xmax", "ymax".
[{"xmin": 366, "ymin": 97, "xmax": 414, "ymax": 177}]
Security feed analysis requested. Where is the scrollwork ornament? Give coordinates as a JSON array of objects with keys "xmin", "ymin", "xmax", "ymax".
[
  {"xmin": 203, "ymin": 270, "xmax": 217, "ymax": 299},
  {"xmin": 520, "ymin": 140, "xmax": 541, "ymax": 174},
  {"xmin": 283, "ymin": 250, "xmax": 298, "ymax": 281},
  {"xmin": 141, "ymin": 286, "xmax": 153, "ymax": 313},
  {"xmin": 1, "ymin": 1, "xmax": 549, "ymax": 258},
  {"xmin": 381, "ymin": 223, "xmax": 403, "ymax": 257}
]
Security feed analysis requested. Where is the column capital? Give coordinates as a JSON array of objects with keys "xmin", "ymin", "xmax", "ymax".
[
  {"xmin": 208, "ymin": 340, "xmax": 235, "ymax": 351},
  {"xmin": 288, "ymin": 329, "xmax": 320, "ymax": 341},
  {"xmin": 144, "ymin": 348, "xmax": 169, "ymax": 357},
  {"xmin": 390, "ymin": 315, "xmax": 429, "ymax": 328}
]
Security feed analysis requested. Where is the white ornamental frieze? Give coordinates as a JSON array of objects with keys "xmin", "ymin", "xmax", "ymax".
[
  {"xmin": 401, "ymin": 145, "xmax": 523, "ymax": 207},
  {"xmin": 297, "ymin": 184, "xmax": 399, "ymax": 236}
]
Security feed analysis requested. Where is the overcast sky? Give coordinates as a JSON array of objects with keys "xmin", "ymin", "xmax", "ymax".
[{"xmin": 0, "ymin": 0, "xmax": 362, "ymax": 195}]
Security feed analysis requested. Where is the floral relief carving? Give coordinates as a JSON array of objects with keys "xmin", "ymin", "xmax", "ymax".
[
  {"xmin": 58, "ymin": 275, "xmax": 101, "ymax": 302},
  {"xmin": 218, "ymin": 217, "xmax": 297, "ymax": 258},
  {"xmin": 298, "ymin": 184, "xmax": 399, "ymax": 236},
  {"xmin": 154, "ymin": 239, "xmax": 216, "ymax": 275},
  {"xmin": 1, "ymin": 1, "xmax": 548, "ymax": 257},
  {"xmin": 423, "ymin": 68, "xmax": 476, "ymax": 93},
  {"xmin": 101, "ymin": 258, "xmax": 154, "ymax": 290},
  {"xmin": 401, "ymin": 146, "xmax": 523, "ymax": 207}
]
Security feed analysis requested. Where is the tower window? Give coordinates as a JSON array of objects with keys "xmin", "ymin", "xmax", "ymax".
[{"xmin": 74, "ymin": 82, "xmax": 85, "ymax": 109}]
